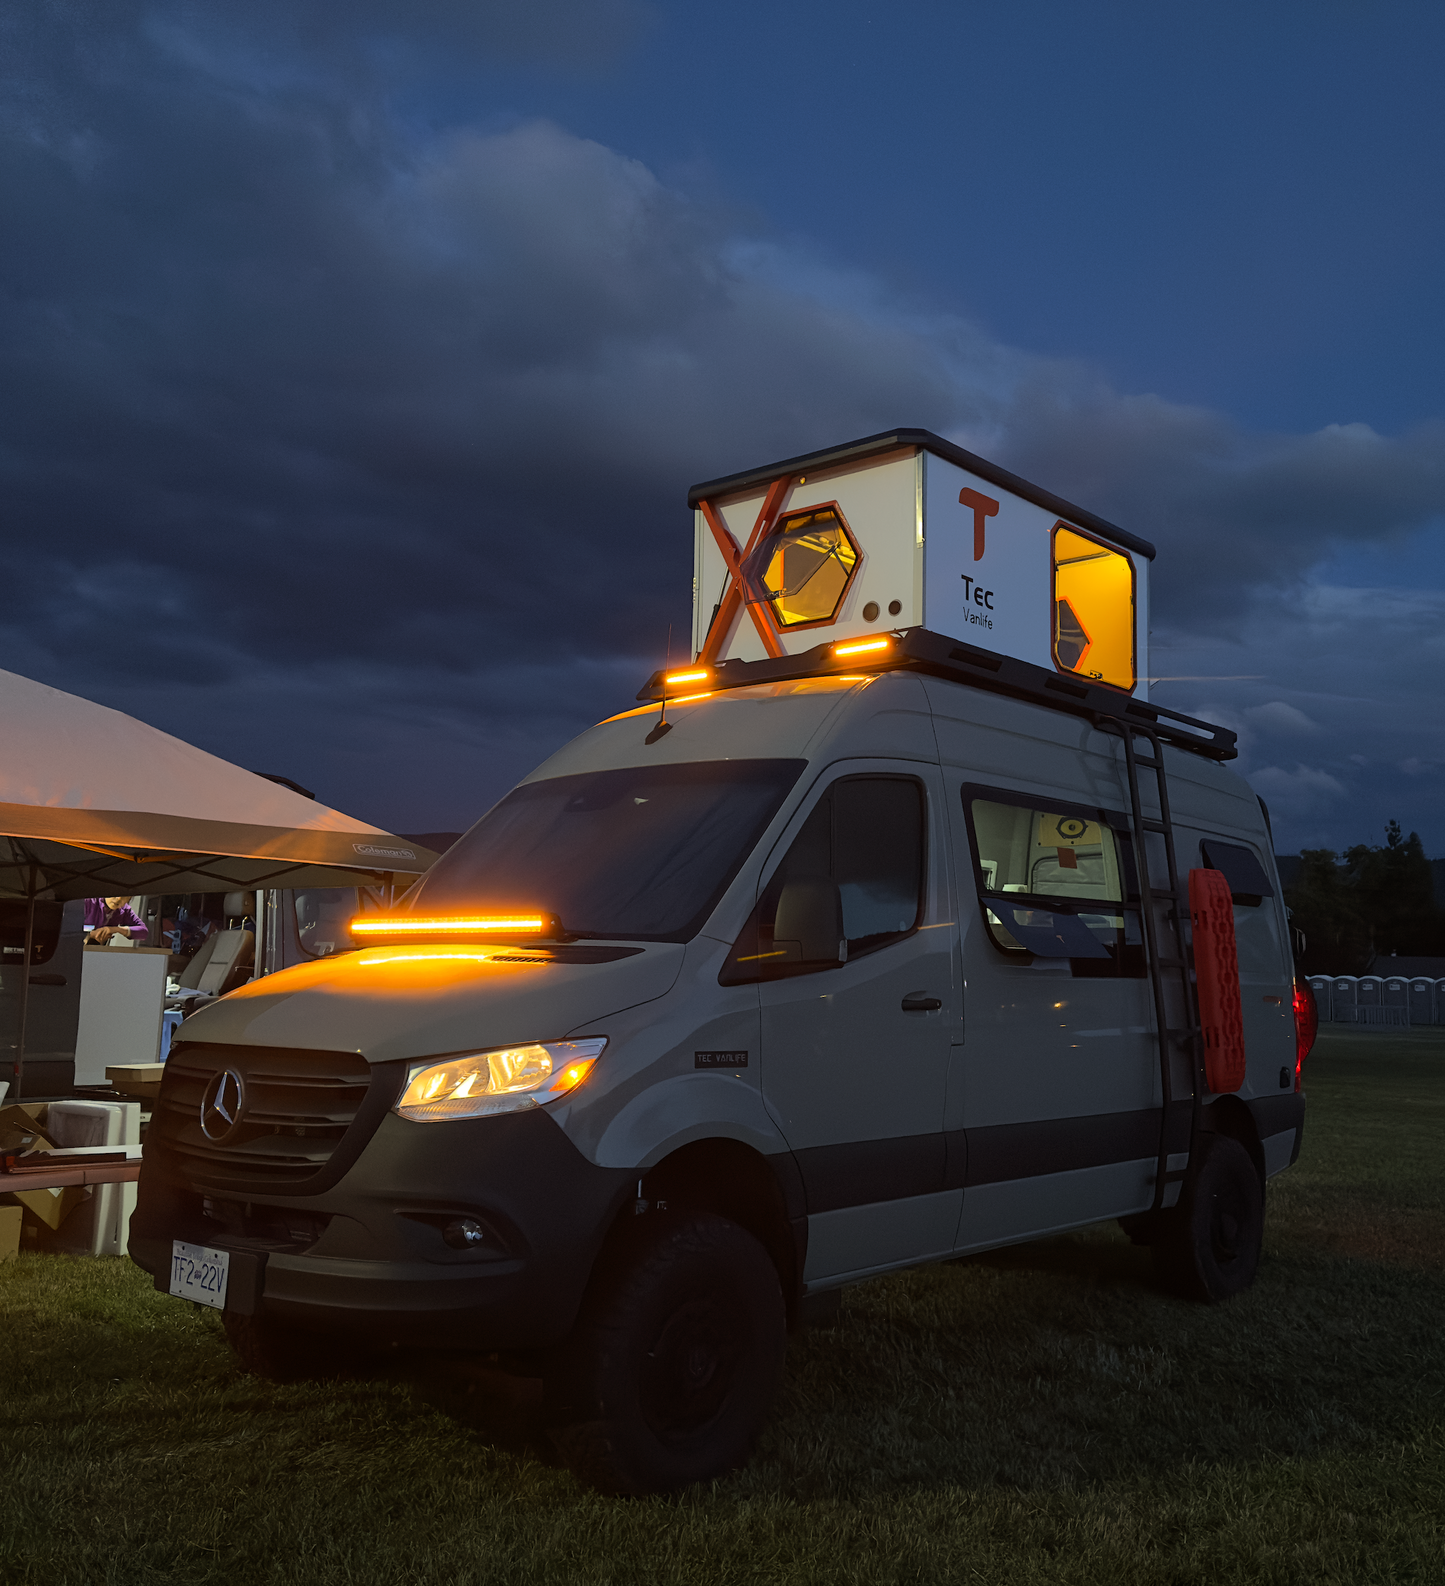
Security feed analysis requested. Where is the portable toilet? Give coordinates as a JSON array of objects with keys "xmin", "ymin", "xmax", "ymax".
[
  {"xmin": 688, "ymin": 428, "xmax": 1151, "ymax": 694},
  {"xmin": 1436, "ymin": 979, "xmax": 1445, "ymax": 1025},
  {"xmin": 1382, "ymin": 975, "xmax": 1409, "ymax": 1022},
  {"xmin": 1332, "ymin": 977, "xmax": 1357, "ymax": 1023},
  {"xmin": 1308, "ymin": 976, "xmax": 1332, "ymax": 1021},
  {"xmin": 1408, "ymin": 978, "xmax": 1435, "ymax": 1026},
  {"xmin": 1357, "ymin": 975, "xmax": 1382, "ymax": 1013}
]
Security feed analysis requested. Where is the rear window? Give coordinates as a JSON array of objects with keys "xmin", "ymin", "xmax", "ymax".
[{"xmin": 411, "ymin": 759, "xmax": 805, "ymax": 942}]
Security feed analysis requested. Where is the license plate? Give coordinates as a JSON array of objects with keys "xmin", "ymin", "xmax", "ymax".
[{"xmin": 170, "ymin": 1240, "xmax": 230, "ymax": 1310}]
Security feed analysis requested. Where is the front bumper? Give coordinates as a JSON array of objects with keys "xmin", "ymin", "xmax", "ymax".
[{"xmin": 131, "ymin": 1095, "xmax": 635, "ymax": 1351}]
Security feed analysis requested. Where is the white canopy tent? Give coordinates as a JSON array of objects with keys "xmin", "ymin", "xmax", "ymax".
[
  {"xmin": 0, "ymin": 668, "xmax": 435, "ymax": 900},
  {"xmin": 0, "ymin": 667, "xmax": 437, "ymax": 1093}
]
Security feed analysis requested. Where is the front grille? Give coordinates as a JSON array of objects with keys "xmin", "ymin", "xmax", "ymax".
[
  {"xmin": 200, "ymin": 1197, "xmax": 334, "ymax": 1251},
  {"xmin": 155, "ymin": 1041, "xmax": 372, "ymax": 1191}
]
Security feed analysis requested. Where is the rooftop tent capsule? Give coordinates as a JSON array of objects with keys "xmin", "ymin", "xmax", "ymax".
[{"xmin": 688, "ymin": 429, "xmax": 1153, "ymax": 697}]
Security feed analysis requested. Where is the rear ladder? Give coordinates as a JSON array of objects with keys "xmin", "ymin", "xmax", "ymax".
[{"xmin": 1099, "ymin": 719, "xmax": 1203, "ymax": 1211}]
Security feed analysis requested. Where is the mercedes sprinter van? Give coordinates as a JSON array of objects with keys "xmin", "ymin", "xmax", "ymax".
[{"xmin": 132, "ymin": 627, "xmax": 1314, "ymax": 1495}]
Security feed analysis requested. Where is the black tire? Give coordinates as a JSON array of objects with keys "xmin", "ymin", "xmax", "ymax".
[
  {"xmin": 547, "ymin": 1212, "xmax": 786, "ymax": 1496},
  {"xmin": 222, "ymin": 1310, "xmax": 367, "ymax": 1383},
  {"xmin": 1156, "ymin": 1134, "xmax": 1264, "ymax": 1303}
]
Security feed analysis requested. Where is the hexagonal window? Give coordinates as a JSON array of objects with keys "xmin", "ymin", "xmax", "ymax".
[{"xmin": 743, "ymin": 506, "xmax": 861, "ymax": 629}]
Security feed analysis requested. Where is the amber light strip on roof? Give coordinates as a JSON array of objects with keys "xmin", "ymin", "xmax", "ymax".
[
  {"xmin": 351, "ymin": 915, "xmax": 546, "ymax": 936},
  {"xmin": 833, "ymin": 637, "xmax": 891, "ymax": 657}
]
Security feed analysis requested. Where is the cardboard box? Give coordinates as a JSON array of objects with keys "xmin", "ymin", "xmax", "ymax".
[
  {"xmin": 0, "ymin": 1103, "xmax": 87, "ymax": 1231},
  {"xmin": 0, "ymin": 1100, "xmax": 48, "ymax": 1140},
  {"xmin": 0, "ymin": 1204, "xmax": 21, "ymax": 1261},
  {"xmin": 14, "ymin": 1181, "xmax": 88, "ymax": 1232},
  {"xmin": 105, "ymin": 1064, "xmax": 165, "ymax": 1106}
]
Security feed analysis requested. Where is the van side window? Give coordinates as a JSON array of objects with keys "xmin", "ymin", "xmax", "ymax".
[
  {"xmin": 973, "ymin": 801, "xmax": 1124, "ymax": 902},
  {"xmin": 963, "ymin": 790, "xmax": 1144, "ymax": 977},
  {"xmin": 720, "ymin": 777, "xmax": 924, "ymax": 984}
]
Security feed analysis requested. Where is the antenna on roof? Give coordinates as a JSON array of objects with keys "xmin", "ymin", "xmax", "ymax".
[{"xmin": 645, "ymin": 625, "xmax": 674, "ymax": 744}]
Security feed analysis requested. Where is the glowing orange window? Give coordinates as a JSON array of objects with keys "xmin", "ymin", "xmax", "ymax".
[
  {"xmin": 743, "ymin": 505, "xmax": 861, "ymax": 629},
  {"xmin": 1052, "ymin": 525, "xmax": 1136, "ymax": 692}
]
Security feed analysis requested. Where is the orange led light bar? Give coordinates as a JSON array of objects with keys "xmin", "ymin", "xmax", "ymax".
[
  {"xmin": 664, "ymin": 668, "xmax": 711, "ymax": 686},
  {"xmin": 833, "ymin": 637, "xmax": 891, "ymax": 658},
  {"xmin": 351, "ymin": 914, "xmax": 547, "ymax": 937}
]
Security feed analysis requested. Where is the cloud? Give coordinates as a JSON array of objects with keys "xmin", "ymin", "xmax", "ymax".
[
  {"xmin": 1151, "ymin": 575, "xmax": 1444, "ymax": 851},
  {"xmin": 984, "ymin": 389, "xmax": 1445, "ymax": 627},
  {"xmin": 1248, "ymin": 763, "xmax": 1348, "ymax": 815},
  {"xmin": 1245, "ymin": 701, "xmax": 1319, "ymax": 736},
  {"xmin": 0, "ymin": 26, "xmax": 983, "ymax": 688},
  {"xmin": 1, "ymin": 1, "xmax": 1443, "ymax": 847}
]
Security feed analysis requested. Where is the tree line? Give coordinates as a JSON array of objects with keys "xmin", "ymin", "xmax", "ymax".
[{"xmin": 1282, "ymin": 821, "xmax": 1445, "ymax": 976}]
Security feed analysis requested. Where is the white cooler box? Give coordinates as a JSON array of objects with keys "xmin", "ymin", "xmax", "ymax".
[{"xmin": 45, "ymin": 1099, "xmax": 141, "ymax": 1257}]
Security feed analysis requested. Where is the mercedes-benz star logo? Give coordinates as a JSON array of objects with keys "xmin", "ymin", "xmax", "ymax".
[{"xmin": 200, "ymin": 1068, "xmax": 246, "ymax": 1142}]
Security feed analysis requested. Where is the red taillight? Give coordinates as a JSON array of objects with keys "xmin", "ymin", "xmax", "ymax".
[{"xmin": 1292, "ymin": 976, "xmax": 1318, "ymax": 1090}]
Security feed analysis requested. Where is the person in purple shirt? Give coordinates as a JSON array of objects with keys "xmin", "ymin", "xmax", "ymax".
[{"xmin": 84, "ymin": 896, "xmax": 148, "ymax": 944}]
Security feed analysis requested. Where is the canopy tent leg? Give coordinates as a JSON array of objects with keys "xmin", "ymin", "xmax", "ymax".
[{"xmin": 13, "ymin": 870, "xmax": 36, "ymax": 1098}]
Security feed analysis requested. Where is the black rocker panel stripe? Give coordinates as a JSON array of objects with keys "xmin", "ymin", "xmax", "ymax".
[
  {"xmin": 954, "ymin": 1108, "xmax": 1162, "ymax": 1190},
  {"xmin": 793, "ymin": 1133, "xmax": 945, "ymax": 1215},
  {"xmin": 793, "ymin": 1108, "xmax": 1167, "ymax": 1214}
]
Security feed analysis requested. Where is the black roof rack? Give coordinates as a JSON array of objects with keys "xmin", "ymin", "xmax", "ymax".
[
  {"xmin": 637, "ymin": 627, "xmax": 1237, "ymax": 761},
  {"xmin": 686, "ymin": 427, "xmax": 1156, "ymax": 563}
]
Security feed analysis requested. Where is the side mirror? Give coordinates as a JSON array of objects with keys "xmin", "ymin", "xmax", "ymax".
[{"xmin": 773, "ymin": 877, "xmax": 846, "ymax": 964}]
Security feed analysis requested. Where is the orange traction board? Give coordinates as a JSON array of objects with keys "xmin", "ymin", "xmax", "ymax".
[{"xmin": 1189, "ymin": 867, "xmax": 1246, "ymax": 1094}]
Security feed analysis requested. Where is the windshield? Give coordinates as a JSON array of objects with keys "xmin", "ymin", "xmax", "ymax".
[{"xmin": 411, "ymin": 759, "xmax": 806, "ymax": 942}]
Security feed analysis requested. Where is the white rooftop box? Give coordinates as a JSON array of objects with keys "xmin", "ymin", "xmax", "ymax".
[{"xmin": 689, "ymin": 429, "xmax": 1153, "ymax": 698}]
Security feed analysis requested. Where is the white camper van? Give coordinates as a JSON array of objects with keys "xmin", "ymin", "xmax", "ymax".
[{"xmin": 132, "ymin": 431, "xmax": 1314, "ymax": 1496}]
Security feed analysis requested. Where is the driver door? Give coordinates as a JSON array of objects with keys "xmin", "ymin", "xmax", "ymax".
[{"xmin": 720, "ymin": 766, "xmax": 959, "ymax": 1284}]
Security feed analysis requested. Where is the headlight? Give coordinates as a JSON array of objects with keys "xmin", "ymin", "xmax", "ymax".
[{"xmin": 394, "ymin": 1038, "xmax": 606, "ymax": 1123}]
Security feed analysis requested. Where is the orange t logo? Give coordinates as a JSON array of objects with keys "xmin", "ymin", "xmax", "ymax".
[{"xmin": 959, "ymin": 488, "xmax": 999, "ymax": 562}]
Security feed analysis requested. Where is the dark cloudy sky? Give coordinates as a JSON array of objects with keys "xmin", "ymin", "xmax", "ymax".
[{"xmin": 4, "ymin": 0, "xmax": 1443, "ymax": 854}]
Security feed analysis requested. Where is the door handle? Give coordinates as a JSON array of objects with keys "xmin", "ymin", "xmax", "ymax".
[{"xmin": 901, "ymin": 995, "xmax": 942, "ymax": 1012}]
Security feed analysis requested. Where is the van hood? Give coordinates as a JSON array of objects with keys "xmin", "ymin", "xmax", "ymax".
[{"xmin": 177, "ymin": 942, "xmax": 685, "ymax": 1064}]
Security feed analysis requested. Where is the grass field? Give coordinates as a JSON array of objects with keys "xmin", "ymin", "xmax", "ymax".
[{"xmin": 3, "ymin": 1028, "xmax": 1443, "ymax": 1585}]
